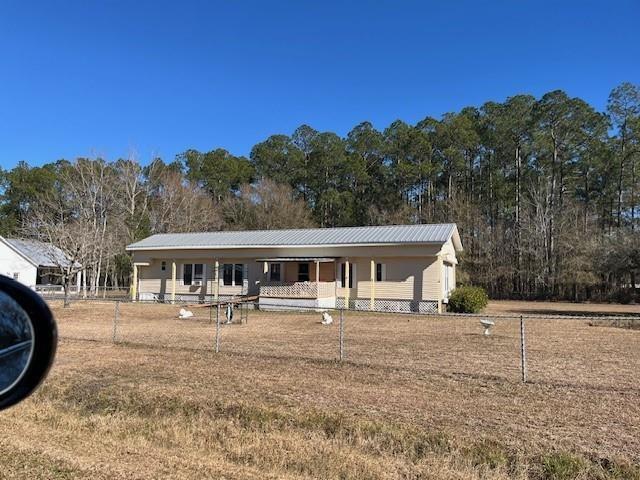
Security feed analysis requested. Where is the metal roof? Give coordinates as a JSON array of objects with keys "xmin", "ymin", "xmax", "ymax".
[
  {"xmin": 126, "ymin": 224, "xmax": 463, "ymax": 251},
  {"xmin": 4, "ymin": 238, "xmax": 78, "ymax": 268}
]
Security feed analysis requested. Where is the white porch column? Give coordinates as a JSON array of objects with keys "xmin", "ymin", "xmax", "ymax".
[
  {"xmin": 75, "ymin": 271, "xmax": 81, "ymax": 294},
  {"xmin": 344, "ymin": 259, "xmax": 350, "ymax": 309},
  {"xmin": 82, "ymin": 269, "xmax": 87, "ymax": 298},
  {"xmin": 131, "ymin": 264, "xmax": 138, "ymax": 301},
  {"xmin": 437, "ymin": 254, "xmax": 443, "ymax": 313},
  {"xmin": 315, "ymin": 260, "xmax": 320, "ymax": 298},
  {"xmin": 214, "ymin": 259, "xmax": 220, "ymax": 301},
  {"xmin": 370, "ymin": 259, "xmax": 375, "ymax": 311},
  {"xmin": 171, "ymin": 260, "xmax": 177, "ymax": 303}
]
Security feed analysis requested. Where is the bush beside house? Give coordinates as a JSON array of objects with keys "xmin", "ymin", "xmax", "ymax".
[{"xmin": 448, "ymin": 286, "xmax": 488, "ymax": 313}]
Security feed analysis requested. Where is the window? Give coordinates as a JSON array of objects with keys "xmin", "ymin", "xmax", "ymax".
[
  {"xmin": 161, "ymin": 261, "xmax": 166, "ymax": 271},
  {"xmin": 234, "ymin": 264, "xmax": 243, "ymax": 286},
  {"xmin": 269, "ymin": 263, "xmax": 281, "ymax": 282},
  {"xmin": 223, "ymin": 264, "xmax": 233, "ymax": 286},
  {"xmin": 340, "ymin": 263, "xmax": 354, "ymax": 289},
  {"xmin": 376, "ymin": 263, "xmax": 386, "ymax": 282},
  {"xmin": 184, "ymin": 264, "xmax": 192, "ymax": 285},
  {"xmin": 298, "ymin": 263, "xmax": 309, "ymax": 282},
  {"xmin": 223, "ymin": 264, "xmax": 244, "ymax": 286},
  {"xmin": 183, "ymin": 263, "xmax": 204, "ymax": 285},
  {"xmin": 194, "ymin": 264, "xmax": 204, "ymax": 283}
]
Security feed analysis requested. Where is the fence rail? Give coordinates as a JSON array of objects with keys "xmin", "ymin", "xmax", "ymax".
[{"xmin": 48, "ymin": 298, "xmax": 640, "ymax": 389}]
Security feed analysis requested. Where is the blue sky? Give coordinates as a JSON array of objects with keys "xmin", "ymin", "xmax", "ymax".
[{"xmin": 1, "ymin": 0, "xmax": 638, "ymax": 168}]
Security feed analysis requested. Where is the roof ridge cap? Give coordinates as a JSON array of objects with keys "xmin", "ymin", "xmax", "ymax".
[{"xmin": 146, "ymin": 223, "xmax": 453, "ymax": 236}]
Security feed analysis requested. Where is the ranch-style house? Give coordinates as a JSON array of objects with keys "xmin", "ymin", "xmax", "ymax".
[{"xmin": 126, "ymin": 223, "xmax": 463, "ymax": 313}]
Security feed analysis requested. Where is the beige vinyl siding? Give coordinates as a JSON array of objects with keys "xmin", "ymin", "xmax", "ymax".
[
  {"xmin": 283, "ymin": 262, "xmax": 300, "ymax": 282},
  {"xmin": 318, "ymin": 262, "xmax": 334, "ymax": 282},
  {"xmin": 422, "ymin": 256, "xmax": 442, "ymax": 301},
  {"xmin": 138, "ymin": 259, "xmax": 166, "ymax": 296},
  {"xmin": 138, "ymin": 258, "xmax": 262, "ymax": 297},
  {"xmin": 353, "ymin": 257, "xmax": 440, "ymax": 301}
]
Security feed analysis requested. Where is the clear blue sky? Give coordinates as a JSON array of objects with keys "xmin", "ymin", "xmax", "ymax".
[{"xmin": 1, "ymin": 0, "xmax": 638, "ymax": 168}]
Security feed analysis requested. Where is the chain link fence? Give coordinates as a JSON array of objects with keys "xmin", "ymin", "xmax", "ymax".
[{"xmin": 48, "ymin": 298, "xmax": 640, "ymax": 388}]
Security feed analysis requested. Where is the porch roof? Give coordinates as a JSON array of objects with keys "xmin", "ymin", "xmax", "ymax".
[{"xmin": 255, "ymin": 257, "xmax": 337, "ymax": 263}]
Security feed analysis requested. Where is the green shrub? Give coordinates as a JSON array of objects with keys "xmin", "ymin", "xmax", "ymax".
[
  {"xmin": 611, "ymin": 289, "xmax": 633, "ymax": 304},
  {"xmin": 448, "ymin": 286, "xmax": 488, "ymax": 313}
]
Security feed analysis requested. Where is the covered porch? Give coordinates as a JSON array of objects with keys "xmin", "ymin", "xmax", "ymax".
[
  {"xmin": 35, "ymin": 267, "xmax": 82, "ymax": 295},
  {"xmin": 257, "ymin": 257, "xmax": 338, "ymax": 310}
]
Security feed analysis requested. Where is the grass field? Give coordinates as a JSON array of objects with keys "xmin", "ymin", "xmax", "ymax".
[
  {"xmin": 0, "ymin": 300, "xmax": 639, "ymax": 479},
  {"xmin": 485, "ymin": 300, "xmax": 640, "ymax": 317}
]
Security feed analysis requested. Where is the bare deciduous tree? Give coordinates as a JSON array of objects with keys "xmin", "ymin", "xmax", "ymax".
[
  {"xmin": 149, "ymin": 170, "xmax": 222, "ymax": 233},
  {"xmin": 24, "ymin": 200, "xmax": 89, "ymax": 307},
  {"xmin": 221, "ymin": 179, "xmax": 315, "ymax": 230}
]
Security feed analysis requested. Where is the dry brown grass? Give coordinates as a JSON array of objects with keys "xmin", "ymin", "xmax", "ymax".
[
  {"xmin": 0, "ymin": 300, "xmax": 639, "ymax": 479},
  {"xmin": 485, "ymin": 300, "xmax": 640, "ymax": 317}
]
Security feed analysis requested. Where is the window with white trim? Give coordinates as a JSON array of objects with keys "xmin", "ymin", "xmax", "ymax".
[
  {"xmin": 339, "ymin": 263, "xmax": 354, "ymax": 288},
  {"xmin": 298, "ymin": 263, "xmax": 310, "ymax": 282},
  {"xmin": 234, "ymin": 264, "xmax": 243, "ymax": 286},
  {"xmin": 223, "ymin": 263, "xmax": 245, "ymax": 286},
  {"xmin": 183, "ymin": 263, "xmax": 204, "ymax": 285},
  {"xmin": 269, "ymin": 263, "xmax": 281, "ymax": 282},
  {"xmin": 375, "ymin": 263, "xmax": 386, "ymax": 282}
]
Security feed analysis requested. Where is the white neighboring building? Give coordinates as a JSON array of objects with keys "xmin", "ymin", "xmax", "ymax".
[{"xmin": 0, "ymin": 236, "xmax": 81, "ymax": 293}]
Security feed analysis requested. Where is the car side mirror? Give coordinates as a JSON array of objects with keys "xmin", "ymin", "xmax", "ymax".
[{"xmin": 0, "ymin": 275, "xmax": 57, "ymax": 410}]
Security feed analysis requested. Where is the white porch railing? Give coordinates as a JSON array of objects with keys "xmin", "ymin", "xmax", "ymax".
[
  {"xmin": 35, "ymin": 284, "xmax": 65, "ymax": 294},
  {"xmin": 260, "ymin": 281, "xmax": 335, "ymax": 299}
]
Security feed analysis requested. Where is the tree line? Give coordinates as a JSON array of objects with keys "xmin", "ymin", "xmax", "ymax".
[{"xmin": 1, "ymin": 83, "xmax": 638, "ymax": 302}]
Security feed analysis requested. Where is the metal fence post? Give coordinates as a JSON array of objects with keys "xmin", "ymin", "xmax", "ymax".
[
  {"xmin": 112, "ymin": 301, "xmax": 119, "ymax": 343},
  {"xmin": 215, "ymin": 303, "xmax": 221, "ymax": 353},
  {"xmin": 339, "ymin": 308, "xmax": 345, "ymax": 361},
  {"xmin": 520, "ymin": 315, "xmax": 527, "ymax": 383}
]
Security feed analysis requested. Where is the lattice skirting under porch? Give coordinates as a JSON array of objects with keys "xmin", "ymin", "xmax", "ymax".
[{"xmin": 335, "ymin": 298, "xmax": 439, "ymax": 314}]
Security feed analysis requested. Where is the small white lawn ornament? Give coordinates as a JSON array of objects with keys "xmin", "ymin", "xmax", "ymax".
[
  {"xmin": 321, "ymin": 311, "xmax": 333, "ymax": 326},
  {"xmin": 480, "ymin": 318, "xmax": 495, "ymax": 336},
  {"xmin": 178, "ymin": 308, "xmax": 194, "ymax": 319},
  {"xmin": 225, "ymin": 303, "xmax": 234, "ymax": 324}
]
